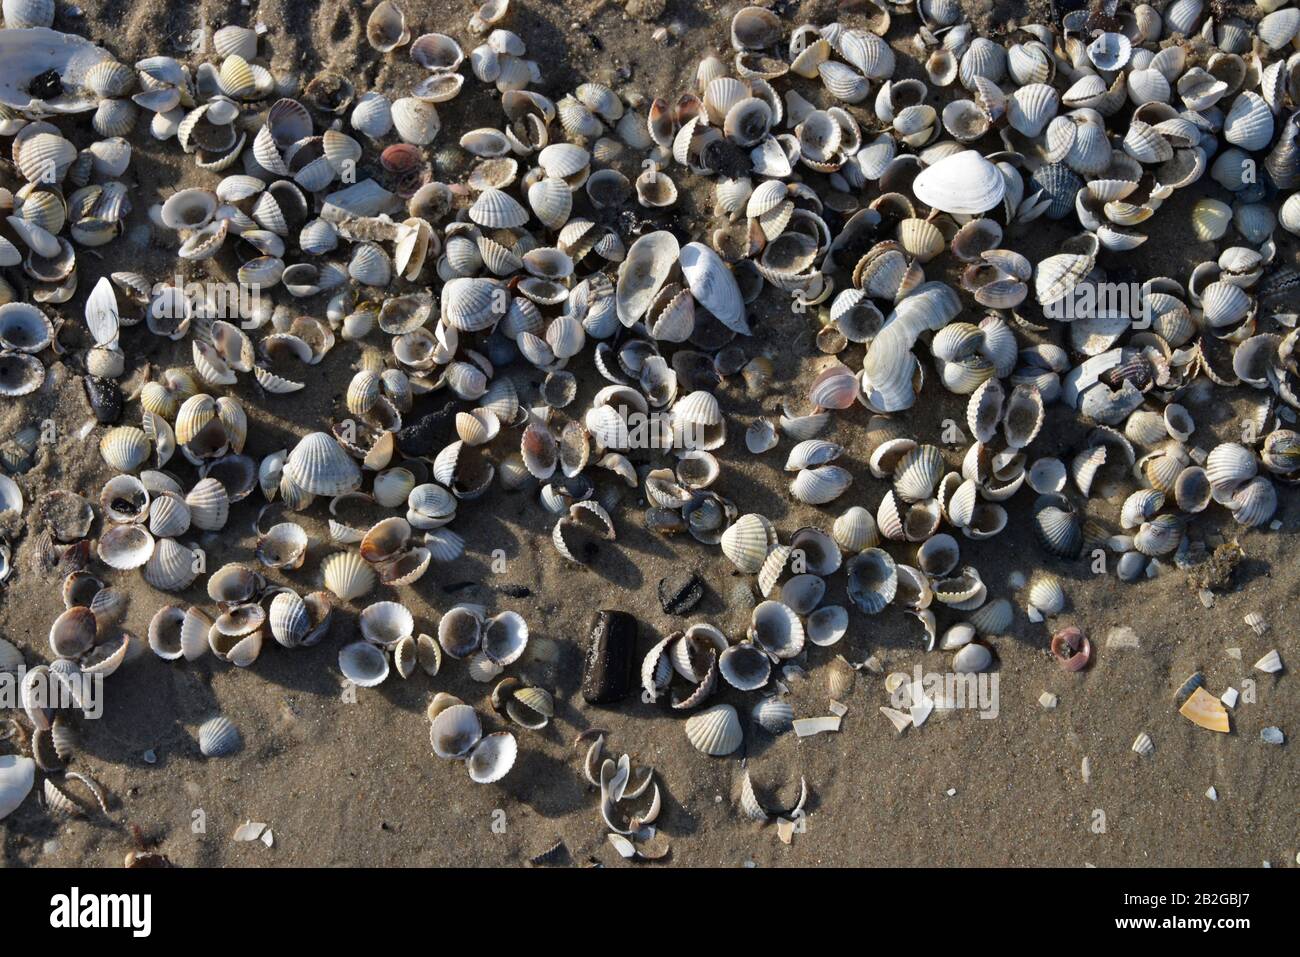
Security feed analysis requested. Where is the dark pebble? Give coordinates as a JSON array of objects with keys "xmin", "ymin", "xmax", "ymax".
[
  {"xmin": 581, "ymin": 609, "xmax": 638, "ymax": 705},
  {"xmin": 658, "ymin": 570, "xmax": 704, "ymax": 615},
  {"xmin": 83, "ymin": 375, "xmax": 122, "ymax": 424},
  {"xmin": 396, "ymin": 400, "xmax": 459, "ymax": 457}
]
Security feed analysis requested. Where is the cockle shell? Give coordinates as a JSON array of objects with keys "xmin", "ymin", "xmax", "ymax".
[
  {"xmin": 684, "ymin": 703, "xmax": 742, "ymax": 756},
  {"xmin": 285, "ymin": 432, "xmax": 361, "ymax": 496},
  {"xmin": 339, "ymin": 641, "xmax": 390, "ymax": 687},
  {"xmin": 321, "ymin": 550, "xmax": 376, "ymax": 602},
  {"xmin": 198, "ymin": 716, "xmax": 242, "ymax": 758}
]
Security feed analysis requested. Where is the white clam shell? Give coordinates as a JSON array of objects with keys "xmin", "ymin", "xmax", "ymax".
[
  {"xmin": 913, "ymin": 150, "xmax": 1006, "ymax": 214},
  {"xmin": 680, "ymin": 241, "xmax": 749, "ymax": 335}
]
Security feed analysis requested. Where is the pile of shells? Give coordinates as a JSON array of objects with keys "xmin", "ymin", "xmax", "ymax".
[{"xmin": 1, "ymin": 0, "xmax": 1298, "ymax": 829}]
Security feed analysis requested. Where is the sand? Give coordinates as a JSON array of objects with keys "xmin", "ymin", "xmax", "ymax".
[{"xmin": 0, "ymin": 0, "xmax": 1296, "ymax": 868}]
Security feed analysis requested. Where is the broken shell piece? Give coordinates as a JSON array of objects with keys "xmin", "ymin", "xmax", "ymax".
[
  {"xmin": 1178, "ymin": 687, "xmax": 1230, "ymax": 733},
  {"xmin": 1253, "ymin": 650, "xmax": 1283, "ymax": 674}
]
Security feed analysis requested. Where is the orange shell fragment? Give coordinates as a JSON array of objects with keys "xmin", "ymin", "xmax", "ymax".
[{"xmin": 1179, "ymin": 687, "xmax": 1230, "ymax": 733}]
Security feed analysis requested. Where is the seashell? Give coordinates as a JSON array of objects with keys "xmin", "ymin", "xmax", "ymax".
[
  {"xmin": 636, "ymin": 167, "xmax": 677, "ymax": 207},
  {"xmin": 1124, "ymin": 67, "xmax": 1169, "ymax": 107},
  {"xmin": 1002, "ymin": 385, "xmax": 1044, "ymax": 449},
  {"xmin": 147, "ymin": 604, "xmax": 187, "ymax": 660},
  {"xmin": 790, "ymin": 465, "xmax": 852, "ymax": 504},
  {"xmin": 443, "ymin": 277, "xmax": 507, "ymax": 331},
  {"xmin": 0, "ymin": 302, "xmax": 53, "ymax": 353},
  {"xmin": 177, "ymin": 478, "xmax": 227, "ymax": 535},
  {"xmin": 366, "ymin": 1, "xmax": 411, "ymax": 53},
  {"xmin": 1026, "ymin": 575, "xmax": 1066, "ymax": 618},
  {"xmin": 1048, "ymin": 625, "xmax": 1090, "ymax": 672},
  {"xmin": 1034, "ymin": 234, "xmax": 1098, "ymax": 306},
  {"xmin": 751, "ymin": 696, "xmax": 794, "ymax": 735},
  {"xmin": 1228, "ymin": 476, "xmax": 1276, "ymax": 527},
  {"xmin": 1223, "ymin": 93, "xmax": 1274, "ymax": 152},
  {"xmin": 893, "ymin": 444, "xmax": 943, "ymax": 503},
  {"xmin": 684, "ymin": 703, "xmax": 742, "ymax": 756},
  {"xmin": 430, "ymin": 703, "xmax": 483, "ymax": 759},
  {"xmin": 215, "ymin": 54, "xmax": 258, "ymax": 100},
  {"xmin": 285, "ymin": 432, "xmax": 361, "ymax": 496},
  {"xmin": 99, "ymin": 426, "xmax": 151, "ymax": 473},
  {"xmin": 1173, "ymin": 465, "xmax": 1211, "ymax": 514},
  {"xmin": 1122, "ymin": 120, "xmax": 1174, "ymax": 164},
  {"xmin": 255, "ymin": 522, "xmax": 308, "ymax": 570},
  {"xmin": 1030, "ymin": 163, "xmax": 1083, "ymax": 220},
  {"xmin": 833, "ymin": 505, "xmax": 878, "ymax": 552},
  {"xmin": 1134, "ymin": 513, "xmax": 1183, "ymax": 556},
  {"xmin": 100, "ymin": 473, "xmax": 149, "ymax": 524},
  {"xmin": 1008, "ymin": 84, "xmax": 1058, "ymax": 138},
  {"xmin": 339, "ymin": 641, "xmax": 390, "ymax": 687},
  {"xmin": 926, "ymin": 48, "xmax": 959, "ymax": 87},
  {"xmin": 477, "ymin": 611, "xmax": 527, "ymax": 667},
  {"xmin": 467, "ymin": 731, "xmax": 517, "ymax": 783},
  {"xmin": 213, "ymin": 25, "xmax": 258, "ymax": 60},
  {"xmin": 818, "ymin": 61, "xmax": 870, "ymax": 104},
  {"xmin": 913, "ymin": 150, "xmax": 1005, "ymax": 215},
  {"xmin": 748, "ymin": 600, "xmax": 806, "ymax": 660},
  {"xmin": 198, "ymin": 716, "xmax": 242, "ymax": 758},
  {"xmin": 266, "ymin": 591, "xmax": 311, "ymax": 649},
  {"xmin": 351, "ymin": 91, "xmax": 393, "ymax": 138},
  {"xmin": 720, "ymin": 513, "xmax": 773, "ymax": 573},
  {"xmin": 391, "ymin": 97, "xmax": 441, "ymax": 144},
  {"xmin": 48, "ymin": 606, "xmax": 97, "ymax": 658},
  {"xmin": 470, "ymin": 187, "xmax": 529, "ymax": 230},
  {"xmin": 1033, "ymin": 498, "xmax": 1082, "ymax": 558},
  {"xmin": 321, "ymin": 550, "xmax": 376, "ymax": 602},
  {"xmin": 0, "ymin": 351, "xmax": 45, "ymax": 396},
  {"xmin": 1205, "ymin": 442, "xmax": 1256, "ymax": 498},
  {"xmin": 3, "ymin": 0, "xmax": 55, "ymax": 29},
  {"xmin": 959, "ymin": 36, "xmax": 1005, "ymax": 90},
  {"xmin": 616, "ymin": 230, "xmax": 680, "ymax": 327},
  {"xmin": 719, "ymin": 642, "xmax": 771, "ymax": 691},
  {"xmin": 953, "ymin": 642, "xmax": 992, "ymax": 673},
  {"xmin": 528, "ymin": 177, "xmax": 572, "ymax": 230},
  {"xmin": 846, "ymin": 547, "xmax": 897, "ymax": 614}
]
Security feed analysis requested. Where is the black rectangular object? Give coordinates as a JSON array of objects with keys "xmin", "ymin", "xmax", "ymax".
[{"xmin": 581, "ymin": 609, "xmax": 638, "ymax": 705}]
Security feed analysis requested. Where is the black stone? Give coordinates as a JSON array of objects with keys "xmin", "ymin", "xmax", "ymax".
[
  {"xmin": 83, "ymin": 376, "xmax": 122, "ymax": 424},
  {"xmin": 658, "ymin": 570, "xmax": 704, "ymax": 615},
  {"xmin": 395, "ymin": 400, "xmax": 458, "ymax": 457},
  {"xmin": 581, "ymin": 610, "xmax": 638, "ymax": 705},
  {"xmin": 28, "ymin": 69, "xmax": 63, "ymax": 100}
]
